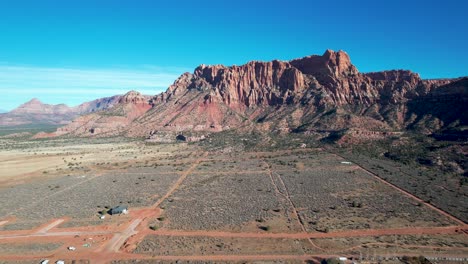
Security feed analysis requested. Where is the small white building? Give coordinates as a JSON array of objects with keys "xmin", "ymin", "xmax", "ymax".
[{"xmin": 110, "ymin": 205, "xmax": 128, "ymax": 215}]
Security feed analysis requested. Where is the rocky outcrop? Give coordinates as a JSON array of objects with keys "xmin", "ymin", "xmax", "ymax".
[
  {"xmin": 290, "ymin": 49, "xmax": 358, "ymax": 78},
  {"xmin": 36, "ymin": 91, "xmax": 152, "ymax": 138},
  {"xmin": 153, "ymin": 59, "xmax": 307, "ymax": 110},
  {"xmin": 126, "ymin": 50, "xmax": 466, "ymax": 137},
  {"xmin": 34, "ymin": 50, "xmax": 465, "ymax": 139},
  {"xmin": 151, "ymin": 50, "xmax": 443, "ymax": 109},
  {"xmin": 118, "ymin": 90, "xmax": 151, "ymax": 105}
]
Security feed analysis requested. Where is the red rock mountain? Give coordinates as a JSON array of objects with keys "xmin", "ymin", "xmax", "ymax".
[
  {"xmin": 123, "ymin": 50, "xmax": 466, "ymax": 138},
  {"xmin": 41, "ymin": 50, "xmax": 466, "ymax": 139}
]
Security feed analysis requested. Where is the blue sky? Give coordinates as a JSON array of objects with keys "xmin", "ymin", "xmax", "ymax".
[{"xmin": 1, "ymin": 0, "xmax": 467, "ymax": 111}]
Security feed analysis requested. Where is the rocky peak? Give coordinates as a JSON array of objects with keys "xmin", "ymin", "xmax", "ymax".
[
  {"xmin": 1, "ymin": 95, "xmax": 125, "ymax": 127},
  {"xmin": 11, "ymin": 98, "xmax": 50, "ymax": 114},
  {"xmin": 119, "ymin": 90, "xmax": 149, "ymax": 105},
  {"xmin": 167, "ymin": 72, "xmax": 194, "ymax": 93},
  {"xmin": 194, "ymin": 64, "xmax": 224, "ymax": 83},
  {"xmin": 15, "ymin": 98, "xmax": 45, "ymax": 109},
  {"xmin": 27, "ymin": 98, "xmax": 42, "ymax": 104},
  {"xmin": 290, "ymin": 49, "xmax": 359, "ymax": 78}
]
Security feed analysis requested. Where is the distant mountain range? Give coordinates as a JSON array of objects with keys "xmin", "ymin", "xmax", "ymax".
[
  {"xmin": 34, "ymin": 91, "xmax": 152, "ymax": 138},
  {"xmin": 0, "ymin": 95, "xmax": 123, "ymax": 126},
  {"xmin": 4, "ymin": 50, "xmax": 467, "ymax": 142}
]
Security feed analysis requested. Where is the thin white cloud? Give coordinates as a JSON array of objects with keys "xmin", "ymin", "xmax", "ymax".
[
  {"xmin": 0, "ymin": 65, "xmax": 187, "ymax": 90},
  {"xmin": 0, "ymin": 88, "xmax": 160, "ymax": 96},
  {"xmin": 0, "ymin": 64, "xmax": 190, "ymax": 110}
]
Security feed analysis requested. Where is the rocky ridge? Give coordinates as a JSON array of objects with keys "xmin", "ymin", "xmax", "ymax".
[
  {"xmin": 32, "ymin": 49, "xmax": 466, "ymax": 140},
  {"xmin": 124, "ymin": 50, "xmax": 465, "ymax": 138}
]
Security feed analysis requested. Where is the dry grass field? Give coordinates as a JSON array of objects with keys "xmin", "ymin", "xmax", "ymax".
[
  {"xmin": 311, "ymin": 233, "xmax": 468, "ymax": 255},
  {"xmin": 0, "ymin": 137, "xmax": 195, "ymax": 234},
  {"xmin": 134, "ymin": 236, "xmax": 312, "ymax": 256},
  {"xmin": 158, "ymin": 150, "xmax": 456, "ymax": 234},
  {"xmin": 0, "ymin": 137, "xmax": 466, "ymax": 263}
]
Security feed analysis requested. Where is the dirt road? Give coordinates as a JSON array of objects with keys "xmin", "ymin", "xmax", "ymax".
[
  {"xmin": 0, "ymin": 149, "xmax": 467, "ymax": 263},
  {"xmin": 103, "ymin": 218, "xmax": 142, "ymax": 253},
  {"xmin": 34, "ymin": 218, "xmax": 65, "ymax": 234},
  {"xmin": 151, "ymin": 151, "xmax": 207, "ymax": 209}
]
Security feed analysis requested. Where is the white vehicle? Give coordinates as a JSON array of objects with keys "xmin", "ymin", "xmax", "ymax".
[
  {"xmin": 67, "ymin": 246, "xmax": 76, "ymax": 251},
  {"xmin": 41, "ymin": 260, "xmax": 49, "ymax": 264},
  {"xmin": 56, "ymin": 261, "xmax": 65, "ymax": 264}
]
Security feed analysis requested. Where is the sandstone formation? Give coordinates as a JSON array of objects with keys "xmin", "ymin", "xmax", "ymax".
[
  {"xmin": 35, "ymin": 91, "xmax": 152, "ymax": 138},
  {"xmin": 36, "ymin": 50, "xmax": 466, "ymax": 141},
  {"xmin": 125, "ymin": 50, "xmax": 467, "ymax": 138}
]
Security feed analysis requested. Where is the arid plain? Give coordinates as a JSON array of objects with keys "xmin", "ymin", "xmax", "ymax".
[{"xmin": 0, "ymin": 136, "xmax": 466, "ymax": 264}]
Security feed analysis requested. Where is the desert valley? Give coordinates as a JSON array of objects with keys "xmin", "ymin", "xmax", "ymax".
[{"xmin": 0, "ymin": 49, "xmax": 466, "ymax": 264}]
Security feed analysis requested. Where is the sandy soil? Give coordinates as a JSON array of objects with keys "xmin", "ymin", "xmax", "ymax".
[{"xmin": 0, "ymin": 140, "xmax": 466, "ymax": 263}]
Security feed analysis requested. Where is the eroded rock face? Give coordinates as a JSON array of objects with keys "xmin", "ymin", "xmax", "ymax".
[
  {"xmin": 39, "ymin": 49, "xmax": 466, "ymax": 138},
  {"xmin": 151, "ymin": 50, "xmax": 441, "ymax": 109},
  {"xmin": 129, "ymin": 50, "xmax": 466, "ymax": 137},
  {"xmin": 35, "ymin": 91, "xmax": 152, "ymax": 138},
  {"xmin": 192, "ymin": 60, "xmax": 306, "ymax": 108},
  {"xmin": 290, "ymin": 49, "xmax": 358, "ymax": 78}
]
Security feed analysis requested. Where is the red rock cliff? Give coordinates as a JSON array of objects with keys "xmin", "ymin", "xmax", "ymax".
[{"xmin": 125, "ymin": 50, "xmax": 467, "ymax": 136}]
